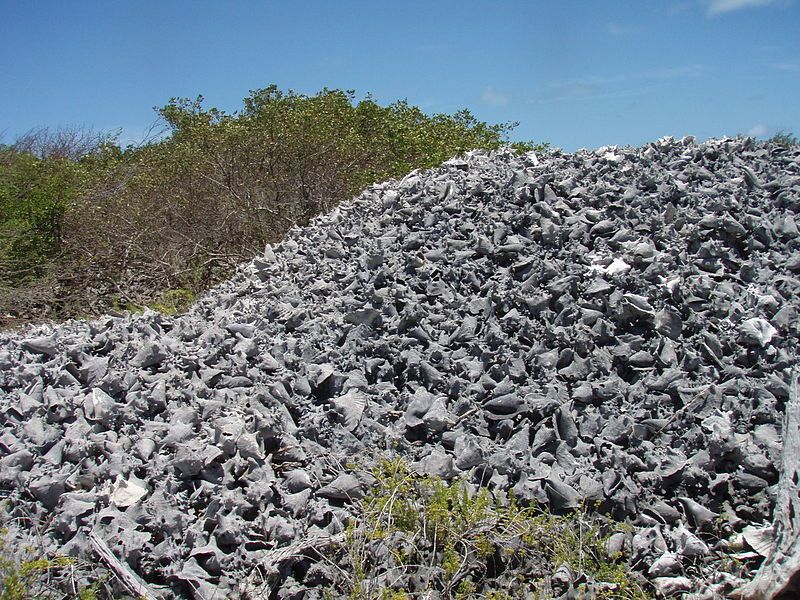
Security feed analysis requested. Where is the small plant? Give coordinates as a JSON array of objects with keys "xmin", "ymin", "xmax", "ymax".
[
  {"xmin": 110, "ymin": 295, "xmax": 143, "ymax": 315},
  {"xmin": 327, "ymin": 457, "xmax": 649, "ymax": 599},
  {"xmin": 148, "ymin": 287, "xmax": 196, "ymax": 315},
  {"xmin": 0, "ymin": 530, "xmax": 110, "ymax": 599},
  {"xmin": 768, "ymin": 131, "xmax": 798, "ymax": 148}
]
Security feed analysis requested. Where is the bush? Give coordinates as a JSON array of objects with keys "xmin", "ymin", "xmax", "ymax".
[
  {"xmin": 0, "ymin": 149, "xmax": 83, "ymax": 281},
  {"xmin": 0, "ymin": 529, "xmax": 109, "ymax": 599},
  {"xmin": 327, "ymin": 458, "xmax": 648, "ymax": 599},
  {"xmin": 0, "ymin": 86, "xmax": 545, "ymax": 327},
  {"xmin": 768, "ymin": 130, "xmax": 798, "ymax": 148}
]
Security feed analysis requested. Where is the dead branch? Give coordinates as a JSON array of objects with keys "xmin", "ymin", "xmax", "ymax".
[
  {"xmin": 89, "ymin": 531, "xmax": 158, "ymax": 600},
  {"xmin": 734, "ymin": 369, "xmax": 800, "ymax": 599}
]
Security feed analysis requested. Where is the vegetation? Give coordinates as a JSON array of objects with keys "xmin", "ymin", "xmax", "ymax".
[
  {"xmin": 0, "ymin": 87, "xmax": 543, "ymax": 327},
  {"xmin": 0, "ymin": 529, "xmax": 109, "ymax": 599},
  {"xmin": 768, "ymin": 130, "xmax": 799, "ymax": 148},
  {"xmin": 0, "ymin": 460, "xmax": 649, "ymax": 600},
  {"xmin": 327, "ymin": 458, "xmax": 649, "ymax": 599}
]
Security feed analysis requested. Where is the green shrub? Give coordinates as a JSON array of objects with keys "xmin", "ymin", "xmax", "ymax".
[
  {"xmin": 1, "ymin": 86, "xmax": 545, "ymax": 326},
  {"xmin": 147, "ymin": 288, "xmax": 196, "ymax": 315},
  {"xmin": 0, "ymin": 128, "xmax": 120, "ymax": 287},
  {"xmin": 0, "ymin": 530, "xmax": 108, "ymax": 599},
  {"xmin": 768, "ymin": 130, "xmax": 798, "ymax": 147},
  {"xmin": 0, "ymin": 149, "xmax": 81, "ymax": 281},
  {"xmin": 329, "ymin": 458, "xmax": 649, "ymax": 599}
]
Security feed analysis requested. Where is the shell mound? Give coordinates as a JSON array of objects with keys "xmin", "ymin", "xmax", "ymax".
[{"xmin": 1, "ymin": 136, "xmax": 799, "ymax": 598}]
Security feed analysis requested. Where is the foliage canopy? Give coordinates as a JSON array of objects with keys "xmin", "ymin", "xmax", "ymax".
[{"xmin": 0, "ymin": 86, "xmax": 543, "ymax": 325}]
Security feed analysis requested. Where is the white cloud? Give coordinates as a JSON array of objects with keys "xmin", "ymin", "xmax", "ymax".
[
  {"xmin": 481, "ymin": 87, "xmax": 509, "ymax": 107},
  {"xmin": 706, "ymin": 0, "xmax": 779, "ymax": 17},
  {"xmin": 606, "ymin": 22, "xmax": 641, "ymax": 35},
  {"xmin": 317, "ymin": 55, "xmax": 345, "ymax": 69},
  {"xmin": 770, "ymin": 62, "xmax": 800, "ymax": 71},
  {"xmin": 747, "ymin": 123, "xmax": 768, "ymax": 137},
  {"xmin": 533, "ymin": 64, "xmax": 704, "ymax": 103},
  {"xmin": 651, "ymin": 64, "xmax": 706, "ymax": 79},
  {"xmin": 669, "ymin": 2, "xmax": 693, "ymax": 14}
]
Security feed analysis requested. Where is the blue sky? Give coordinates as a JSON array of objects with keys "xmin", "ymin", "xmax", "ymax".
[{"xmin": 1, "ymin": 0, "xmax": 798, "ymax": 151}]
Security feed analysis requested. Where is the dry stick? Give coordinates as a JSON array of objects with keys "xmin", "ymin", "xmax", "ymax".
[
  {"xmin": 88, "ymin": 531, "xmax": 158, "ymax": 600},
  {"xmin": 735, "ymin": 370, "xmax": 800, "ymax": 600},
  {"xmin": 243, "ymin": 532, "xmax": 346, "ymax": 594},
  {"xmin": 655, "ymin": 384, "xmax": 713, "ymax": 435}
]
